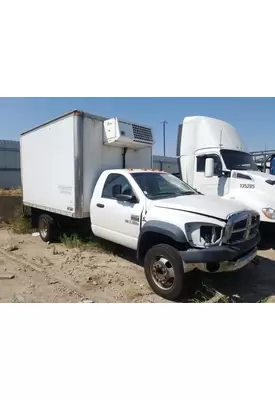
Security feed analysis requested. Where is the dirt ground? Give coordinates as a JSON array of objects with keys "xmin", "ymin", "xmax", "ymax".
[{"xmin": 0, "ymin": 227, "xmax": 275, "ymax": 303}]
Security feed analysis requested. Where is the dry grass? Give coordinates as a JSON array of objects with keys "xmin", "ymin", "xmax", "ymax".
[
  {"xmin": 258, "ymin": 296, "xmax": 275, "ymax": 303},
  {"xmin": 190, "ymin": 284, "xmax": 231, "ymax": 303},
  {"xmin": 7, "ymin": 210, "xmax": 32, "ymax": 234},
  {"xmin": 191, "ymin": 284, "xmax": 275, "ymax": 303},
  {"xmin": 60, "ymin": 233, "xmax": 118, "ymax": 253},
  {"xmin": 0, "ymin": 187, "xmax": 22, "ymax": 196}
]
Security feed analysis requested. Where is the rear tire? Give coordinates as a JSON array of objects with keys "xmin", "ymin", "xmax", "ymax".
[
  {"xmin": 38, "ymin": 214, "xmax": 56, "ymax": 242},
  {"xmin": 144, "ymin": 244, "xmax": 185, "ymax": 301}
]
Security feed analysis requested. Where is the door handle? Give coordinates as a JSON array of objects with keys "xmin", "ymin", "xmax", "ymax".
[{"xmin": 96, "ymin": 203, "xmax": 105, "ymax": 208}]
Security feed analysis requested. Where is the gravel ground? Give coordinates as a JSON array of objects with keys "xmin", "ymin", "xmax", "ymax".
[{"xmin": 0, "ymin": 227, "xmax": 275, "ymax": 303}]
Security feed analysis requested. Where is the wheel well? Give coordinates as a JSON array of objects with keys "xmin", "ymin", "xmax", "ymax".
[
  {"xmin": 138, "ymin": 231, "xmax": 188, "ymax": 262},
  {"xmin": 30, "ymin": 208, "xmax": 90, "ymax": 236},
  {"xmin": 30, "ymin": 208, "xmax": 55, "ymax": 229}
]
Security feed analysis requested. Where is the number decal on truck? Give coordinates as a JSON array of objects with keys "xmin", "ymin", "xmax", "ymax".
[
  {"xmin": 240, "ymin": 184, "xmax": 255, "ymax": 189},
  {"xmin": 125, "ymin": 215, "xmax": 139, "ymax": 226}
]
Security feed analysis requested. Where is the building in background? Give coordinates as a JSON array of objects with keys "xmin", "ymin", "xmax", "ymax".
[
  {"xmin": 153, "ymin": 155, "xmax": 179, "ymax": 175},
  {"xmin": 0, "ymin": 144, "xmax": 181, "ymax": 189},
  {"xmin": 0, "ymin": 140, "xmax": 20, "ymax": 188}
]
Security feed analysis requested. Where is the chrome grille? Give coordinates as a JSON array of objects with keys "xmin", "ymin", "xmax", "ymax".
[{"xmin": 223, "ymin": 211, "xmax": 260, "ymax": 245}]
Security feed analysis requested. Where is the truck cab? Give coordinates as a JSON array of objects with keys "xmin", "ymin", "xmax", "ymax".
[
  {"xmin": 91, "ymin": 168, "xmax": 260, "ymax": 301},
  {"xmin": 177, "ymin": 116, "xmax": 275, "ymax": 224}
]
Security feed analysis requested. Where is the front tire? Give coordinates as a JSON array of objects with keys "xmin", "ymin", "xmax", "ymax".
[
  {"xmin": 38, "ymin": 214, "xmax": 56, "ymax": 242},
  {"xmin": 144, "ymin": 244, "xmax": 185, "ymax": 301}
]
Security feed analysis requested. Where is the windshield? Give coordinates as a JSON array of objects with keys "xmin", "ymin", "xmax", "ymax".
[
  {"xmin": 221, "ymin": 149, "xmax": 258, "ymax": 171},
  {"xmin": 131, "ymin": 172, "xmax": 197, "ymax": 200}
]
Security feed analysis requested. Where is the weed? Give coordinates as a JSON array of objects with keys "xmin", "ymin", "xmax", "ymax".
[
  {"xmin": 7, "ymin": 210, "xmax": 32, "ymax": 234},
  {"xmin": 60, "ymin": 233, "xmax": 83, "ymax": 248},
  {"xmin": 258, "ymin": 296, "xmax": 275, "ymax": 303},
  {"xmin": 0, "ymin": 187, "xmax": 22, "ymax": 196},
  {"xmin": 190, "ymin": 284, "xmax": 230, "ymax": 303},
  {"xmin": 60, "ymin": 233, "xmax": 118, "ymax": 253}
]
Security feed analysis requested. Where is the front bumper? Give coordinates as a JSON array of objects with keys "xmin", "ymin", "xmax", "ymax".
[{"xmin": 180, "ymin": 232, "xmax": 260, "ymax": 273}]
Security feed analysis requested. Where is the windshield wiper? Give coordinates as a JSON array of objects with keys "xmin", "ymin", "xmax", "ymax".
[
  {"xmin": 154, "ymin": 192, "xmax": 178, "ymax": 198},
  {"xmin": 172, "ymin": 191, "xmax": 196, "ymax": 197},
  {"xmin": 153, "ymin": 191, "xmax": 196, "ymax": 199},
  {"xmin": 233, "ymin": 166, "xmax": 251, "ymax": 171},
  {"xmin": 182, "ymin": 191, "xmax": 196, "ymax": 195}
]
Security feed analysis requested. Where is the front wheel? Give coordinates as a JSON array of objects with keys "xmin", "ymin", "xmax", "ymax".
[{"xmin": 144, "ymin": 244, "xmax": 185, "ymax": 301}]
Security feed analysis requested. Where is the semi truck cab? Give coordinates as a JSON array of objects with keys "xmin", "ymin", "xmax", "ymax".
[{"xmin": 177, "ymin": 116, "xmax": 275, "ymax": 224}]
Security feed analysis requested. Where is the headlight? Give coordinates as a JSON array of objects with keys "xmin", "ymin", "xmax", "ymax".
[
  {"xmin": 185, "ymin": 223, "xmax": 223, "ymax": 248},
  {"xmin": 262, "ymin": 208, "xmax": 275, "ymax": 220}
]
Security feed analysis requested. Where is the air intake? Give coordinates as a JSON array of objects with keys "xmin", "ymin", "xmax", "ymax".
[{"xmin": 132, "ymin": 124, "xmax": 154, "ymax": 144}]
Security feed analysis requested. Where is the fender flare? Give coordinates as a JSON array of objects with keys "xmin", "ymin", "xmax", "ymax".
[{"xmin": 137, "ymin": 220, "xmax": 187, "ymax": 261}]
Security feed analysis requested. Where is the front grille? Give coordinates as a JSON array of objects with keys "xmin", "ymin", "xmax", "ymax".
[
  {"xmin": 223, "ymin": 211, "xmax": 260, "ymax": 245},
  {"xmin": 132, "ymin": 124, "xmax": 154, "ymax": 144},
  {"xmin": 229, "ymin": 231, "xmax": 245, "ymax": 243},
  {"xmin": 234, "ymin": 220, "xmax": 247, "ymax": 230},
  {"xmin": 252, "ymin": 214, "xmax": 260, "ymax": 225}
]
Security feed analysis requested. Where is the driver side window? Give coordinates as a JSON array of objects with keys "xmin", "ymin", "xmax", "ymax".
[
  {"xmin": 197, "ymin": 154, "xmax": 222, "ymax": 176},
  {"xmin": 102, "ymin": 173, "xmax": 133, "ymax": 199}
]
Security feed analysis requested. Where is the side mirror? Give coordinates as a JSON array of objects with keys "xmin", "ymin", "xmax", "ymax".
[
  {"xmin": 115, "ymin": 194, "xmax": 137, "ymax": 203},
  {"xmin": 205, "ymin": 158, "xmax": 214, "ymax": 178}
]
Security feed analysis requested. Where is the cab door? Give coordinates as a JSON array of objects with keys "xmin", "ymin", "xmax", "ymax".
[
  {"xmin": 90, "ymin": 173, "xmax": 144, "ymax": 249},
  {"xmin": 193, "ymin": 153, "xmax": 229, "ymax": 196}
]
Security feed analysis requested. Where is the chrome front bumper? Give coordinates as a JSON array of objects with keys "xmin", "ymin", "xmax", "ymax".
[
  {"xmin": 180, "ymin": 233, "xmax": 260, "ymax": 274},
  {"xmin": 217, "ymin": 247, "xmax": 257, "ymax": 272},
  {"xmin": 186, "ymin": 247, "xmax": 257, "ymax": 273}
]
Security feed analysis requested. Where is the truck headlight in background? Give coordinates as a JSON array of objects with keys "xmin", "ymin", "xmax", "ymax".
[
  {"xmin": 262, "ymin": 208, "xmax": 275, "ymax": 220},
  {"xmin": 185, "ymin": 223, "xmax": 223, "ymax": 248}
]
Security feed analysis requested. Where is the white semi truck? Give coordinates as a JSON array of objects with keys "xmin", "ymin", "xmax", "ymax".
[
  {"xmin": 177, "ymin": 116, "xmax": 275, "ymax": 226},
  {"xmin": 20, "ymin": 110, "xmax": 260, "ymax": 300}
]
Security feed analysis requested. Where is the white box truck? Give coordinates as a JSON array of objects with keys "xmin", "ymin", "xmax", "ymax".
[
  {"xmin": 177, "ymin": 116, "xmax": 275, "ymax": 226},
  {"xmin": 20, "ymin": 110, "xmax": 260, "ymax": 301}
]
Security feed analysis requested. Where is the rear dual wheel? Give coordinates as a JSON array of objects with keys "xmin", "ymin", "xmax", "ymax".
[{"xmin": 38, "ymin": 214, "xmax": 57, "ymax": 242}]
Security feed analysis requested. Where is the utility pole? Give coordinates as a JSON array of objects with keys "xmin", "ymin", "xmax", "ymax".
[
  {"xmin": 161, "ymin": 121, "xmax": 167, "ymax": 156},
  {"xmin": 264, "ymin": 142, "xmax": 267, "ymax": 172}
]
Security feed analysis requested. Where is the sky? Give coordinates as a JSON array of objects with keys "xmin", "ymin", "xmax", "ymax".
[{"xmin": 0, "ymin": 97, "xmax": 275, "ymax": 156}]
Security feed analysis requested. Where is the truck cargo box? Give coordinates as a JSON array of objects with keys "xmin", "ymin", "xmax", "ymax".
[{"xmin": 20, "ymin": 110, "xmax": 153, "ymax": 218}]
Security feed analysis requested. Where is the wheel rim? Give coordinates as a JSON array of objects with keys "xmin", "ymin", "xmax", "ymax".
[
  {"xmin": 39, "ymin": 219, "xmax": 48, "ymax": 239},
  {"xmin": 150, "ymin": 256, "xmax": 175, "ymax": 291}
]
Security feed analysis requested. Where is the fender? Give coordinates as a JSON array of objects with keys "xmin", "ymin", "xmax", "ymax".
[{"xmin": 137, "ymin": 220, "xmax": 188, "ymax": 260}]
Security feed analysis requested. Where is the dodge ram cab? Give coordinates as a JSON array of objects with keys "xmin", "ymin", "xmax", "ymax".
[{"xmin": 87, "ymin": 169, "xmax": 260, "ymax": 300}]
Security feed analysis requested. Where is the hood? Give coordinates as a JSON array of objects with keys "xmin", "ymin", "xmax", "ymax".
[
  {"xmin": 153, "ymin": 194, "xmax": 248, "ymax": 221},
  {"xmin": 233, "ymin": 169, "xmax": 275, "ymax": 181},
  {"xmin": 232, "ymin": 169, "xmax": 275, "ymax": 191}
]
